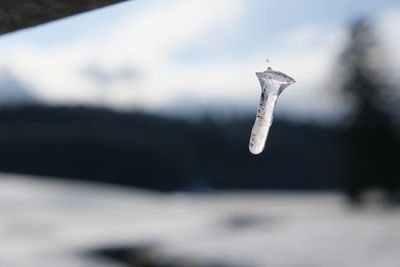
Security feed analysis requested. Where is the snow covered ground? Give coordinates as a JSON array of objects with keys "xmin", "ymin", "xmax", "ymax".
[{"xmin": 0, "ymin": 173, "xmax": 399, "ymax": 267}]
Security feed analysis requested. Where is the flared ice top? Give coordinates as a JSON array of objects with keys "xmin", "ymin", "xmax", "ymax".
[
  {"xmin": 256, "ymin": 67, "xmax": 296, "ymax": 93},
  {"xmin": 256, "ymin": 67, "xmax": 296, "ymax": 84}
]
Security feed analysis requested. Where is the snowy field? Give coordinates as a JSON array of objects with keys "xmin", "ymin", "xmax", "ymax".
[{"xmin": 0, "ymin": 173, "xmax": 399, "ymax": 267}]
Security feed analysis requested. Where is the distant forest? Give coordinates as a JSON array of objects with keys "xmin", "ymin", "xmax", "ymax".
[{"xmin": 0, "ymin": 105, "xmax": 341, "ymax": 191}]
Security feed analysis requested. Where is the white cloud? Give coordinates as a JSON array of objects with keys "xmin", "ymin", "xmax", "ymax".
[
  {"xmin": 0, "ymin": 1, "xmax": 398, "ymax": 123},
  {"xmin": 282, "ymin": 25, "xmax": 323, "ymax": 51},
  {"xmin": 0, "ymin": 0, "xmax": 247, "ymax": 110},
  {"xmin": 377, "ymin": 8, "xmax": 400, "ymax": 79}
]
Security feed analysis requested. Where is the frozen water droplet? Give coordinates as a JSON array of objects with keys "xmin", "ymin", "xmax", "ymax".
[{"xmin": 249, "ymin": 67, "xmax": 295, "ymax": 155}]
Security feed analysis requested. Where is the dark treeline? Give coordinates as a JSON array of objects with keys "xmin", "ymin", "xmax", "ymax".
[{"xmin": 0, "ymin": 105, "xmax": 341, "ymax": 191}]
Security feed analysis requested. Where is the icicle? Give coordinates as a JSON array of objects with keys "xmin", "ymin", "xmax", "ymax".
[{"xmin": 249, "ymin": 67, "xmax": 296, "ymax": 155}]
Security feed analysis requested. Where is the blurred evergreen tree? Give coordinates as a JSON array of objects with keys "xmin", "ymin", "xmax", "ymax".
[{"xmin": 338, "ymin": 19, "xmax": 399, "ymax": 205}]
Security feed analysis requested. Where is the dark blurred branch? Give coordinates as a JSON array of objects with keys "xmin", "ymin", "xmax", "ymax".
[{"xmin": 0, "ymin": 0, "xmax": 129, "ymax": 35}]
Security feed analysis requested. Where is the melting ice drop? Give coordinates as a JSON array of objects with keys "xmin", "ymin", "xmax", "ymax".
[{"xmin": 249, "ymin": 67, "xmax": 296, "ymax": 155}]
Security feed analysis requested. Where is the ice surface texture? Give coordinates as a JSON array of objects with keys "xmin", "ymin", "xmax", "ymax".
[{"xmin": 249, "ymin": 67, "xmax": 295, "ymax": 154}]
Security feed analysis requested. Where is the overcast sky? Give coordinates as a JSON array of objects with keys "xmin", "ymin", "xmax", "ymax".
[{"xmin": 0, "ymin": 0, "xmax": 399, "ymax": 122}]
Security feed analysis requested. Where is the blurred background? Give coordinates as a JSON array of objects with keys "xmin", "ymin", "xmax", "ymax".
[{"xmin": 0, "ymin": 0, "xmax": 399, "ymax": 266}]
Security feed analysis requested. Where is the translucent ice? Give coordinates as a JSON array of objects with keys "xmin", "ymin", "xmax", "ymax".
[{"xmin": 249, "ymin": 67, "xmax": 296, "ymax": 155}]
